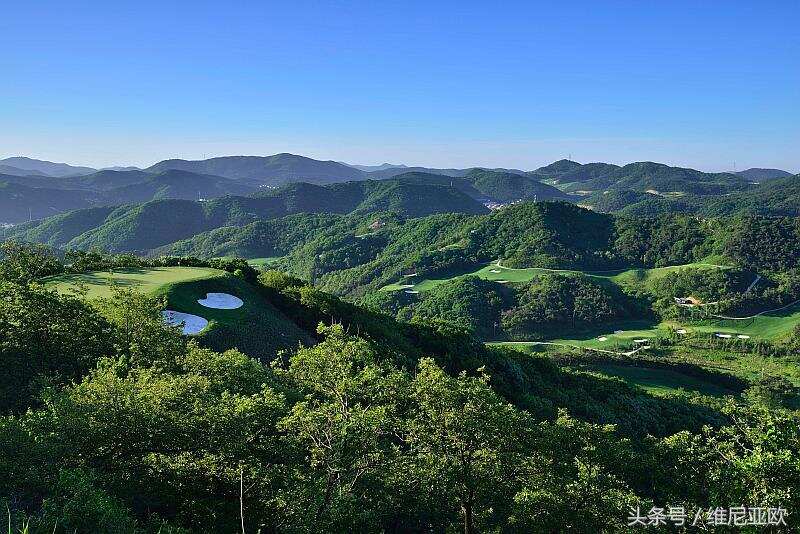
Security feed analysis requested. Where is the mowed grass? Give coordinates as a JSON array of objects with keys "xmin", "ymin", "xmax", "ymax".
[
  {"xmin": 664, "ymin": 301, "xmax": 800, "ymax": 341},
  {"xmin": 46, "ymin": 267, "xmax": 226, "ymax": 298},
  {"xmin": 381, "ymin": 260, "xmax": 730, "ymax": 293},
  {"xmin": 247, "ymin": 257, "xmax": 280, "ymax": 267},
  {"xmin": 580, "ymin": 363, "xmax": 737, "ymax": 397},
  {"xmin": 161, "ymin": 275, "xmax": 312, "ymax": 359},
  {"xmin": 47, "ymin": 266, "xmax": 312, "ymax": 359}
]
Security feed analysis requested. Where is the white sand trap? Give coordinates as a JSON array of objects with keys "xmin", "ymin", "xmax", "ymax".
[
  {"xmin": 633, "ymin": 339, "xmax": 649, "ymax": 343},
  {"xmin": 715, "ymin": 333, "xmax": 733, "ymax": 339},
  {"xmin": 676, "ymin": 329, "xmax": 688, "ymax": 334},
  {"xmin": 597, "ymin": 336, "xmax": 608, "ymax": 342},
  {"xmin": 162, "ymin": 310, "xmax": 208, "ymax": 335},
  {"xmin": 737, "ymin": 334, "xmax": 750, "ymax": 339},
  {"xmin": 489, "ymin": 269, "xmax": 501, "ymax": 273},
  {"xmin": 404, "ymin": 290, "xmax": 420, "ymax": 294},
  {"xmin": 614, "ymin": 330, "xmax": 624, "ymax": 335},
  {"xmin": 197, "ymin": 292, "xmax": 244, "ymax": 310}
]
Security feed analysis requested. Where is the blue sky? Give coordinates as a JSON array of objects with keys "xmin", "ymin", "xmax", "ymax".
[{"xmin": 1, "ymin": 1, "xmax": 798, "ymax": 171}]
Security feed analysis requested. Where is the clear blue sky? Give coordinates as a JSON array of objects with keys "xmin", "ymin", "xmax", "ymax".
[{"xmin": 2, "ymin": 1, "xmax": 798, "ymax": 171}]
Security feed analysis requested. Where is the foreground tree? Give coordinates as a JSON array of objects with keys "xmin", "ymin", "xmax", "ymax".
[
  {"xmin": 407, "ymin": 358, "xmax": 535, "ymax": 534},
  {"xmin": 0, "ymin": 240, "xmax": 62, "ymax": 284}
]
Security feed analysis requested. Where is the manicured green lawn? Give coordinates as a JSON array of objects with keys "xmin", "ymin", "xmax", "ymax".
[
  {"xmin": 247, "ymin": 257, "xmax": 280, "ymax": 267},
  {"xmin": 46, "ymin": 267, "xmax": 226, "ymax": 298},
  {"xmin": 666, "ymin": 302, "xmax": 800, "ymax": 341},
  {"xmin": 48, "ymin": 266, "xmax": 311, "ymax": 360},
  {"xmin": 581, "ymin": 363, "xmax": 736, "ymax": 396},
  {"xmin": 380, "ymin": 260, "xmax": 730, "ymax": 293}
]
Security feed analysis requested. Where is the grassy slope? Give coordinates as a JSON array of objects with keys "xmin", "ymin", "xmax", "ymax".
[
  {"xmin": 47, "ymin": 267, "xmax": 224, "ymax": 298},
  {"xmin": 381, "ymin": 260, "xmax": 730, "ymax": 293},
  {"xmin": 580, "ymin": 363, "xmax": 738, "ymax": 397},
  {"xmin": 384, "ymin": 259, "xmax": 800, "ymax": 344},
  {"xmin": 47, "ymin": 266, "xmax": 311, "ymax": 360}
]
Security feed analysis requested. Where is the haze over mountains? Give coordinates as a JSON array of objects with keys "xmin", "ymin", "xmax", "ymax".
[{"xmin": 0, "ymin": 153, "xmax": 796, "ymax": 230}]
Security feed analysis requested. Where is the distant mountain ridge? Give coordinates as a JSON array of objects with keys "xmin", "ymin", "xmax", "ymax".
[
  {"xmin": 146, "ymin": 153, "xmax": 365, "ymax": 185},
  {"xmin": 734, "ymin": 168, "xmax": 793, "ymax": 181},
  {"xmin": 9, "ymin": 172, "xmax": 490, "ymax": 251},
  {"xmin": 0, "ymin": 157, "xmax": 96, "ymax": 177}
]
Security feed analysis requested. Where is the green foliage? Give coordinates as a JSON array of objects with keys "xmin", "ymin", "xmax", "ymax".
[
  {"xmin": 723, "ymin": 216, "xmax": 800, "ymax": 271},
  {"xmin": 651, "ymin": 267, "xmax": 750, "ymax": 302},
  {"xmin": 0, "ymin": 241, "xmax": 63, "ymax": 283},
  {"xmin": 0, "ymin": 282, "xmax": 113, "ymax": 413},
  {"xmin": 464, "ymin": 168, "xmax": 568, "ymax": 202},
  {"xmin": 1, "ymin": 275, "xmax": 796, "ymax": 532},
  {"xmin": 410, "ymin": 277, "xmax": 507, "ymax": 337},
  {"xmin": 501, "ymin": 274, "xmax": 631, "ymax": 339}
]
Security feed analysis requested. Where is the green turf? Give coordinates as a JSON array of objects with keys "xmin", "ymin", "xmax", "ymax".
[
  {"xmin": 46, "ymin": 267, "xmax": 226, "ymax": 298},
  {"xmin": 580, "ymin": 363, "xmax": 736, "ymax": 396},
  {"xmin": 380, "ymin": 260, "xmax": 730, "ymax": 293},
  {"xmin": 47, "ymin": 266, "xmax": 312, "ymax": 360},
  {"xmin": 159, "ymin": 275, "xmax": 312, "ymax": 358},
  {"xmin": 664, "ymin": 302, "xmax": 800, "ymax": 341},
  {"xmin": 246, "ymin": 257, "xmax": 281, "ymax": 267}
]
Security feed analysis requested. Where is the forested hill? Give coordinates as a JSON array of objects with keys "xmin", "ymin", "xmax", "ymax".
[
  {"xmin": 735, "ymin": 167, "xmax": 793, "ymax": 181},
  {"xmin": 146, "ymin": 153, "xmax": 366, "ymax": 185},
  {"xmin": 700, "ymin": 174, "xmax": 800, "ymax": 217},
  {"xmin": 8, "ymin": 174, "xmax": 490, "ymax": 251},
  {"xmin": 3, "ymin": 246, "xmax": 797, "ymax": 532},
  {"xmin": 0, "ymin": 156, "xmax": 96, "ymax": 177},
  {"xmin": 536, "ymin": 161, "xmax": 752, "ymax": 195},
  {"xmin": 0, "ymin": 169, "xmax": 261, "ymax": 224}
]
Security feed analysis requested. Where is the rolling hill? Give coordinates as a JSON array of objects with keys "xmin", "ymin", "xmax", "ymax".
[
  {"xmin": 0, "ymin": 164, "xmax": 49, "ymax": 177},
  {"xmin": 0, "ymin": 168, "xmax": 261, "ymax": 223},
  {"xmin": 464, "ymin": 169, "xmax": 570, "ymax": 202},
  {"xmin": 102, "ymin": 169, "xmax": 257, "ymax": 203},
  {"xmin": 146, "ymin": 153, "xmax": 366, "ymax": 185},
  {"xmin": 734, "ymin": 168, "xmax": 793, "ymax": 181},
  {"xmin": 0, "ymin": 157, "xmax": 96, "ymax": 177},
  {"xmin": 700, "ymin": 174, "xmax": 800, "ymax": 217},
  {"xmin": 0, "ymin": 181, "xmax": 99, "ymax": 224},
  {"xmin": 12, "ymin": 173, "xmax": 490, "ymax": 252}
]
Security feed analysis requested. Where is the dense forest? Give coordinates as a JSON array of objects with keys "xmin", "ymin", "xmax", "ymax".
[{"xmin": 1, "ymin": 243, "xmax": 798, "ymax": 532}]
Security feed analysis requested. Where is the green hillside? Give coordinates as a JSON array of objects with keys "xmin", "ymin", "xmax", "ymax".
[
  {"xmin": 104, "ymin": 169, "xmax": 256, "ymax": 203},
  {"xmin": 146, "ymin": 153, "xmax": 366, "ymax": 185},
  {"xmin": 0, "ymin": 180, "xmax": 98, "ymax": 224},
  {"xmin": 8, "ymin": 206, "xmax": 125, "ymax": 248},
  {"xmin": 464, "ymin": 168, "xmax": 570, "ymax": 202},
  {"xmin": 47, "ymin": 266, "xmax": 311, "ymax": 359},
  {"xmin": 700, "ymin": 175, "xmax": 800, "ymax": 217},
  {"xmin": 153, "ymin": 213, "xmax": 346, "ymax": 258}
]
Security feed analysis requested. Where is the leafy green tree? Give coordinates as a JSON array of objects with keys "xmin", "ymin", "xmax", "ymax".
[
  {"xmin": 0, "ymin": 282, "xmax": 113, "ymax": 412},
  {"xmin": 276, "ymin": 324, "xmax": 407, "ymax": 532},
  {"xmin": 93, "ymin": 286, "xmax": 186, "ymax": 370},
  {"xmin": 0, "ymin": 240, "xmax": 63, "ymax": 283},
  {"xmin": 406, "ymin": 358, "xmax": 534, "ymax": 534}
]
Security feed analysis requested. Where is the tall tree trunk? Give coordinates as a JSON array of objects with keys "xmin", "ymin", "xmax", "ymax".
[{"xmin": 462, "ymin": 501, "xmax": 474, "ymax": 534}]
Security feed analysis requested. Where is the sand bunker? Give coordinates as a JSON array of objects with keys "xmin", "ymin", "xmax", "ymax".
[
  {"xmin": 676, "ymin": 329, "xmax": 688, "ymax": 334},
  {"xmin": 489, "ymin": 269, "xmax": 501, "ymax": 273},
  {"xmin": 162, "ymin": 310, "xmax": 208, "ymax": 335},
  {"xmin": 197, "ymin": 292, "xmax": 244, "ymax": 309},
  {"xmin": 715, "ymin": 333, "xmax": 733, "ymax": 339},
  {"xmin": 737, "ymin": 334, "xmax": 750, "ymax": 339},
  {"xmin": 597, "ymin": 336, "xmax": 608, "ymax": 342}
]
